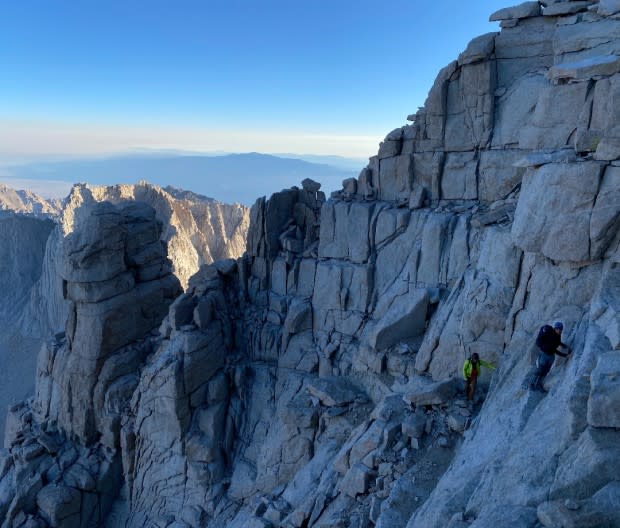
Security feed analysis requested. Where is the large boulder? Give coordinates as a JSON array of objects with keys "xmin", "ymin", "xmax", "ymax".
[
  {"xmin": 512, "ymin": 162, "xmax": 604, "ymax": 262},
  {"xmin": 550, "ymin": 428, "xmax": 620, "ymax": 500},
  {"xmin": 364, "ymin": 289, "xmax": 429, "ymax": 351},
  {"xmin": 489, "ymin": 1, "xmax": 540, "ymax": 21},
  {"xmin": 403, "ymin": 377, "xmax": 460, "ymax": 406}
]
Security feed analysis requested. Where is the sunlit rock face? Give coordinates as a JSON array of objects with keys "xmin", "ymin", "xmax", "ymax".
[
  {"xmin": 63, "ymin": 182, "xmax": 249, "ymax": 289},
  {"xmin": 0, "ymin": 181, "xmax": 249, "ymax": 341},
  {"xmin": 0, "ymin": 183, "xmax": 62, "ymax": 218},
  {"xmin": 3, "ymin": 2, "xmax": 620, "ymax": 527}
]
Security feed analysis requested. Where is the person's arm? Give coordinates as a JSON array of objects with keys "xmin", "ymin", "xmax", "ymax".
[
  {"xmin": 480, "ymin": 359, "xmax": 496, "ymax": 370},
  {"xmin": 462, "ymin": 361, "xmax": 470, "ymax": 379},
  {"xmin": 557, "ymin": 338, "xmax": 571, "ymax": 356}
]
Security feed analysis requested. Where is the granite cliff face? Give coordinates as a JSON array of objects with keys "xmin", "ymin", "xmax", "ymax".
[
  {"xmin": 63, "ymin": 183, "xmax": 249, "ymax": 289},
  {"xmin": 0, "ymin": 213, "xmax": 58, "ymax": 442},
  {"xmin": 0, "ymin": 184, "xmax": 63, "ymax": 338},
  {"xmin": 1, "ymin": 201, "xmax": 181, "ymax": 527},
  {"xmin": 0, "ymin": 182, "xmax": 248, "ymax": 447},
  {"xmin": 0, "ymin": 181, "xmax": 249, "ymax": 338},
  {"xmin": 3, "ymin": 1, "xmax": 620, "ymax": 527}
]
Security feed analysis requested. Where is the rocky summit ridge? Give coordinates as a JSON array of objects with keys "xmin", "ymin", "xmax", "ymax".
[
  {"xmin": 2, "ymin": 1, "xmax": 620, "ymax": 527},
  {"xmin": 0, "ymin": 182, "xmax": 248, "ymax": 443},
  {"xmin": 61, "ymin": 182, "xmax": 249, "ymax": 290},
  {"xmin": 0, "ymin": 181, "xmax": 249, "ymax": 338}
]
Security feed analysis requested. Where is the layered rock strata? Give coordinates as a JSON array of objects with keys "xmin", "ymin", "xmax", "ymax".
[{"xmin": 3, "ymin": 1, "xmax": 620, "ymax": 527}]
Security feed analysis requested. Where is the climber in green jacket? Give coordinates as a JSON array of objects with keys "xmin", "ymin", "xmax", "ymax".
[{"xmin": 462, "ymin": 353, "xmax": 496, "ymax": 401}]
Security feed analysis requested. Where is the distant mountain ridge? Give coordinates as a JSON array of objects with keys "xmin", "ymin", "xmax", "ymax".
[
  {"xmin": 163, "ymin": 185, "xmax": 217, "ymax": 204},
  {"xmin": 1, "ymin": 152, "xmax": 359, "ymax": 205},
  {"xmin": 0, "ymin": 183, "xmax": 62, "ymax": 217}
]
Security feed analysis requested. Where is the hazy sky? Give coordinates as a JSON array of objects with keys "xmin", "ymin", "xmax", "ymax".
[{"xmin": 0, "ymin": 0, "xmax": 508, "ymax": 161}]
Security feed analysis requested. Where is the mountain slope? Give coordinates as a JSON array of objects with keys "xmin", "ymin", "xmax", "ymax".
[
  {"xmin": 0, "ymin": 181, "xmax": 249, "ymax": 441},
  {"xmin": 2, "ymin": 2, "xmax": 620, "ymax": 528},
  {"xmin": 68, "ymin": 182, "xmax": 250, "ymax": 288}
]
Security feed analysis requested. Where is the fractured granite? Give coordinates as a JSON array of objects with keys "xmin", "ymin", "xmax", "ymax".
[{"xmin": 4, "ymin": 3, "xmax": 620, "ymax": 528}]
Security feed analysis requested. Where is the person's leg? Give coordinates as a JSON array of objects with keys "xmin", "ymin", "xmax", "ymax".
[
  {"xmin": 466, "ymin": 377, "xmax": 477, "ymax": 400},
  {"xmin": 470, "ymin": 376, "xmax": 478, "ymax": 401},
  {"xmin": 532, "ymin": 376, "xmax": 545, "ymax": 391},
  {"xmin": 533, "ymin": 354, "xmax": 553, "ymax": 391},
  {"xmin": 530, "ymin": 356, "xmax": 544, "ymax": 390},
  {"xmin": 466, "ymin": 378, "xmax": 473, "ymax": 400}
]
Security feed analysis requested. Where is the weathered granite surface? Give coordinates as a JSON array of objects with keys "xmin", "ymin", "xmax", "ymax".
[
  {"xmin": 3, "ymin": 2, "xmax": 620, "ymax": 527},
  {"xmin": 65, "ymin": 182, "xmax": 250, "ymax": 289},
  {"xmin": 0, "ymin": 182, "xmax": 249, "ymax": 476}
]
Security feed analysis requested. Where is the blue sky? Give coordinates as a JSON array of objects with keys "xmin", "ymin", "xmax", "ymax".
[{"xmin": 0, "ymin": 0, "xmax": 509, "ymax": 160}]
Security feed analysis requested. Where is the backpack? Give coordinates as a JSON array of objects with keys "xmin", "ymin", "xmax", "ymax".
[{"xmin": 536, "ymin": 325, "xmax": 554, "ymax": 351}]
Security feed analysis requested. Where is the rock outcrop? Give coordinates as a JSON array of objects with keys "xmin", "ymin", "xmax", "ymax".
[
  {"xmin": 64, "ymin": 182, "xmax": 249, "ymax": 289},
  {"xmin": 1, "ymin": 201, "xmax": 180, "ymax": 528},
  {"xmin": 0, "ymin": 182, "xmax": 248, "ymax": 457},
  {"xmin": 3, "ymin": 1, "xmax": 620, "ymax": 527},
  {"xmin": 13, "ymin": 181, "xmax": 249, "ymax": 339}
]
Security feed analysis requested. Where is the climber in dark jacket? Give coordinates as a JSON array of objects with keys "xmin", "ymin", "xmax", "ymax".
[{"xmin": 529, "ymin": 321, "xmax": 570, "ymax": 392}]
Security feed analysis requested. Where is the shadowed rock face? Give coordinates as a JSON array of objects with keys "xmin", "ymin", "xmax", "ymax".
[
  {"xmin": 38, "ymin": 201, "xmax": 181, "ymax": 446},
  {"xmin": 0, "ymin": 200, "xmax": 180, "ymax": 527},
  {"xmin": 3, "ymin": 2, "xmax": 620, "ymax": 527},
  {"xmin": 0, "ymin": 215, "xmax": 57, "ymax": 440},
  {"xmin": 0, "ymin": 215, "xmax": 55, "ymax": 328},
  {"xmin": 0, "ymin": 181, "xmax": 249, "ymax": 447}
]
